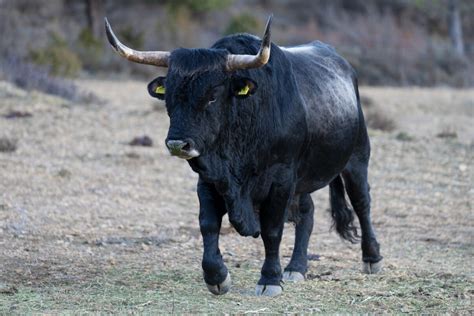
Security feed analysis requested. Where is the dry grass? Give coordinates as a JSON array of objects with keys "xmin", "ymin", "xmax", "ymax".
[{"xmin": 0, "ymin": 80, "xmax": 473, "ymax": 313}]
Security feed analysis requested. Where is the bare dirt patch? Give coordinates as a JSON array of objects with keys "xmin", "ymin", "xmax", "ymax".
[{"xmin": 0, "ymin": 80, "xmax": 472, "ymax": 313}]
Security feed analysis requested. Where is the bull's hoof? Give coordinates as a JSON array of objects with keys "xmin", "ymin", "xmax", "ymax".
[
  {"xmin": 362, "ymin": 260, "xmax": 382, "ymax": 274},
  {"xmin": 255, "ymin": 284, "xmax": 283, "ymax": 297},
  {"xmin": 282, "ymin": 271, "xmax": 305, "ymax": 282},
  {"xmin": 206, "ymin": 272, "xmax": 231, "ymax": 295}
]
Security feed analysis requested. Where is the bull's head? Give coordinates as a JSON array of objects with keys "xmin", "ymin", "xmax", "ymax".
[{"xmin": 104, "ymin": 16, "xmax": 272, "ymax": 160}]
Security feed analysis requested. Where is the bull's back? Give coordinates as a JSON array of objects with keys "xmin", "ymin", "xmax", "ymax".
[{"xmin": 281, "ymin": 42, "xmax": 360, "ymax": 192}]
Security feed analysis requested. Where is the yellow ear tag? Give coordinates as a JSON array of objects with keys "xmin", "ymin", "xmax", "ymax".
[
  {"xmin": 237, "ymin": 85, "xmax": 250, "ymax": 96},
  {"xmin": 155, "ymin": 85, "xmax": 165, "ymax": 94}
]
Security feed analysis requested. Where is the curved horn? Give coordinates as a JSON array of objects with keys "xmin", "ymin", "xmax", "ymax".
[
  {"xmin": 226, "ymin": 15, "xmax": 273, "ymax": 71},
  {"xmin": 104, "ymin": 17, "xmax": 170, "ymax": 67}
]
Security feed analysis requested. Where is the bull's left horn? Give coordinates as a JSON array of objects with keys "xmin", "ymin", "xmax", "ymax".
[
  {"xmin": 226, "ymin": 15, "xmax": 272, "ymax": 71},
  {"xmin": 104, "ymin": 17, "xmax": 170, "ymax": 67}
]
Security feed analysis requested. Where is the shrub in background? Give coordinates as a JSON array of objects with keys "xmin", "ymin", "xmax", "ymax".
[
  {"xmin": 0, "ymin": 57, "xmax": 98, "ymax": 104},
  {"xmin": 29, "ymin": 33, "xmax": 82, "ymax": 78},
  {"xmin": 167, "ymin": 0, "xmax": 232, "ymax": 14},
  {"xmin": 77, "ymin": 28, "xmax": 104, "ymax": 71},
  {"xmin": 364, "ymin": 108, "xmax": 396, "ymax": 132},
  {"xmin": 225, "ymin": 13, "xmax": 260, "ymax": 35},
  {"xmin": 118, "ymin": 26, "xmax": 145, "ymax": 50}
]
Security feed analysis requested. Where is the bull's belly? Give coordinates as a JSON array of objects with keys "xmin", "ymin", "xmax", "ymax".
[
  {"xmin": 295, "ymin": 137, "xmax": 356, "ymax": 193},
  {"xmin": 295, "ymin": 167, "xmax": 342, "ymax": 193},
  {"xmin": 295, "ymin": 165, "xmax": 345, "ymax": 193}
]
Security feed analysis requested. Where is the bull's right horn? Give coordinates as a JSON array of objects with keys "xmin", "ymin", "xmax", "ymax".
[{"xmin": 105, "ymin": 17, "xmax": 170, "ymax": 67}]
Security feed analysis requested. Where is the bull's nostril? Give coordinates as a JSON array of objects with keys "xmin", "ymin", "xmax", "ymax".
[
  {"xmin": 166, "ymin": 139, "xmax": 193, "ymax": 153},
  {"xmin": 166, "ymin": 140, "xmax": 186, "ymax": 150},
  {"xmin": 166, "ymin": 139, "xmax": 199, "ymax": 159}
]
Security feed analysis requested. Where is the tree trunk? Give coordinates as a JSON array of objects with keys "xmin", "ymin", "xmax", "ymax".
[
  {"xmin": 85, "ymin": 0, "xmax": 104, "ymax": 39},
  {"xmin": 448, "ymin": 0, "xmax": 465, "ymax": 57}
]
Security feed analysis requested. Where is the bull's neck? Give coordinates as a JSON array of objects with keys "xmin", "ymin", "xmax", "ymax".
[{"xmin": 190, "ymin": 98, "xmax": 288, "ymax": 189}]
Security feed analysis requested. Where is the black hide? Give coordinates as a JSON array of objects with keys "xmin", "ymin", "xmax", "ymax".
[{"xmin": 149, "ymin": 34, "xmax": 382, "ymax": 289}]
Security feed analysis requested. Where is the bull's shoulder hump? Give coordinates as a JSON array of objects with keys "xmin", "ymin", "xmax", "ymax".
[
  {"xmin": 279, "ymin": 41, "xmax": 335, "ymax": 56},
  {"xmin": 279, "ymin": 41, "xmax": 353, "ymax": 76},
  {"xmin": 280, "ymin": 42, "xmax": 359, "ymax": 131}
]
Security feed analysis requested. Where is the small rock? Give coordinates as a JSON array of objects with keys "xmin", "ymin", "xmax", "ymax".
[
  {"xmin": 125, "ymin": 152, "xmax": 140, "ymax": 159},
  {"xmin": 459, "ymin": 164, "xmax": 467, "ymax": 172},
  {"xmin": 57, "ymin": 168, "xmax": 72, "ymax": 178},
  {"xmin": 0, "ymin": 137, "xmax": 17, "ymax": 152},
  {"xmin": 436, "ymin": 130, "xmax": 457, "ymax": 139},
  {"xmin": 95, "ymin": 240, "xmax": 106, "ymax": 247},
  {"xmin": 0, "ymin": 283, "xmax": 18, "ymax": 295},
  {"xmin": 129, "ymin": 135, "xmax": 153, "ymax": 147},
  {"xmin": 3, "ymin": 110, "xmax": 32, "ymax": 119}
]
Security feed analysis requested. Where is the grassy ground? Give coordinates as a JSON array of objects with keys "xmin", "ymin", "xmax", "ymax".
[
  {"xmin": 0, "ymin": 80, "xmax": 473, "ymax": 313},
  {"xmin": 3, "ymin": 266, "xmax": 471, "ymax": 313}
]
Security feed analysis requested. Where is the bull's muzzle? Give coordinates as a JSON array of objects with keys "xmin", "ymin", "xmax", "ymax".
[{"xmin": 166, "ymin": 139, "xmax": 200, "ymax": 160}]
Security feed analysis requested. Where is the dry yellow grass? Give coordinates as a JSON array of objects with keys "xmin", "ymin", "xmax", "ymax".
[{"xmin": 0, "ymin": 80, "xmax": 472, "ymax": 313}]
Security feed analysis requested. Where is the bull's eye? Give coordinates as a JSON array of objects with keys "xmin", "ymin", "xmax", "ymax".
[
  {"xmin": 207, "ymin": 90, "xmax": 218, "ymax": 105},
  {"xmin": 203, "ymin": 85, "xmax": 224, "ymax": 108},
  {"xmin": 208, "ymin": 98, "xmax": 217, "ymax": 105}
]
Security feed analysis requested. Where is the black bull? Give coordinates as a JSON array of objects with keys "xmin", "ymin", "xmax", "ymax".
[{"xmin": 105, "ymin": 16, "xmax": 382, "ymax": 297}]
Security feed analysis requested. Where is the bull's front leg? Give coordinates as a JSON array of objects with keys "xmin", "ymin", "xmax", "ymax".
[
  {"xmin": 197, "ymin": 179, "xmax": 230, "ymax": 295},
  {"xmin": 255, "ymin": 183, "xmax": 292, "ymax": 297}
]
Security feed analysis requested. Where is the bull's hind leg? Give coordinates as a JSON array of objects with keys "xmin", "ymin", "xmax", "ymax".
[
  {"xmin": 283, "ymin": 193, "xmax": 314, "ymax": 282},
  {"xmin": 197, "ymin": 179, "xmax": 231, "ymax": 295},
  {"xmin": 342, "ymin": 160, "xmax": 383, "ymax": 274}
]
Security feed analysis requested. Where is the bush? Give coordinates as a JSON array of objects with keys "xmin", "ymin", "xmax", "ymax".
[
  {"xmin": 30, "ymin": 34, "xmax": 82, "ymax": 78},
  {"xmin": 77, "ymin": 28, "xmax": 104, "ymax": 71},
  {"xmin": 0, "ymin": 57, "xmax": 99, "ymax": 104},
  {"xmin": 118, "ymin": 26, "xmax": 145, "ymax": 50},
  {"xmin": 225, "ymin": 13, "xmax": 260, "ymax": 35},
  {"xmin": 396, "ymin": 132, "xmax": 414, "ymax": 141},
  {"xmin": 167, "ymin": 0, "xmax": 232, "ymax": 14},
  {"xmin": 364, "ymin": 107, "xmax": 396, "ymax": 132}
]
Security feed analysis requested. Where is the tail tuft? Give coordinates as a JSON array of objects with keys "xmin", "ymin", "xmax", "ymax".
[{"xmin": 329, "ymin": 175, "xmax": 359, "ymax": 243}]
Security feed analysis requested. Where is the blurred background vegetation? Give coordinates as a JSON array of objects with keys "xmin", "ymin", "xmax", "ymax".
[{"xmin": 0, "ymin": 0, "xmax": 473, "ymax": 89}]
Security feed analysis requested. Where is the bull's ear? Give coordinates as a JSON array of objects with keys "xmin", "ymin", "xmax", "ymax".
[
  {"xmin": 231, "ymin": 77, "xmax": 257, "ymax": 99},
  {"xmin": 148, "ymin": 76, "xmax": 166, "ymax": 100}
]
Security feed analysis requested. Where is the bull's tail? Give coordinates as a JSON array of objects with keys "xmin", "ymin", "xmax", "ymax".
[{"xmin": 329, "ymin": 175, "xmax": 359, "ymax": 243}]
